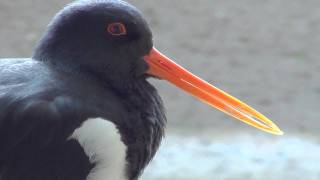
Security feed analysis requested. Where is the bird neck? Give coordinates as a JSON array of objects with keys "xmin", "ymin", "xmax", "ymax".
[{"xmin": 112, "ymin": 78, "xmax": 166, "ymax": 179}]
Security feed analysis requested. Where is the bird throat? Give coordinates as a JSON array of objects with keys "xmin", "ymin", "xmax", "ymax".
[{"xmin": 111, "ymin": 78, "xmax": 166, "ymax": 179}]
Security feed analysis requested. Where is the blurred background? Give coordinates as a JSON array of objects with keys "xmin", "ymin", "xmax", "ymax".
[{"xmin": 0, "ymin": 0, "xmax": 319, "ymax": 179}]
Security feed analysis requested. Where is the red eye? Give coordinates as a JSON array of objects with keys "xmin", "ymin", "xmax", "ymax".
[{"xmin": 107, "ymin": 22, "xmax": 127, "ymax": 36}]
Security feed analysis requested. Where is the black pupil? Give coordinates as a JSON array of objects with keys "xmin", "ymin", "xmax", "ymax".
[{"xmin": 111, "ymin": 25, "xmax": 122, "ymax": 34}]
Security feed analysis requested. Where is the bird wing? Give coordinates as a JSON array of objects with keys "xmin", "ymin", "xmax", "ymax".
[
  {"xmin": 0, "ymin": 93, "xmax": 87, "ymax": 157},
  {"xmin": 0, "ymin": 59, "xmax": 88, "ymax": 158},
  {"xmin": 0, "ymin": 90, "xmax": 98, "ymax": 180}
]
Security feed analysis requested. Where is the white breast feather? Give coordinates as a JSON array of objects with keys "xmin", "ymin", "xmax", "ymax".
[{"xmin": 70, "ymin": 118, "xmax": 127, "ymax": 180}]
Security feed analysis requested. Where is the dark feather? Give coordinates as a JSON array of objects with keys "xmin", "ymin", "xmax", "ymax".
[{"xmin": 0, "ymin": 58, "xmax": 166, "ymax": 180}]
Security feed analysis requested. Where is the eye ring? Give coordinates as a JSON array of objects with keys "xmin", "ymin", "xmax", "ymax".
[{"xmin": 107, "ymin": 22, "xmax": 127, "ymax": 36}]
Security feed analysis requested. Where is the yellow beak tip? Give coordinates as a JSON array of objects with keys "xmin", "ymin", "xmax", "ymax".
[
  {"xmin": 269, "ymin": 126, "xmax": 284, "ymax": 136},
  {"xmin": 275, "ymin": 130, "xmax": 284, "ymax": 136}
]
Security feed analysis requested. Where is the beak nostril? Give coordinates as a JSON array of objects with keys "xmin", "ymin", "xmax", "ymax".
[{"xmin": 158, "ymin": 60, "xmax": 172, "ymax": 71}]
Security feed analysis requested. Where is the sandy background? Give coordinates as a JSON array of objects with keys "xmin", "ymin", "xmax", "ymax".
[{"xmin": 0, "ymin": 0, "xmax": 319, "ymax": 179}]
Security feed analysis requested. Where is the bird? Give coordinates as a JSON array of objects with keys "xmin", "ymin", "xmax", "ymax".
[{"xmin": 0, "ymin": 0, "xmax": 283, "ymax": 180}]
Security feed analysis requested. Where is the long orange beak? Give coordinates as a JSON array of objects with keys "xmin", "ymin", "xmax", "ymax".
[{"xmin": 144, "ymin": 47, "xmax": 283, "ymax": 135}]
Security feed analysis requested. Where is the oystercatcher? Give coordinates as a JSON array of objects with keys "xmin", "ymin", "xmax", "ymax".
[{"xmin": 0, "ymin": 0, "xmax": 282, "ymax": 180}]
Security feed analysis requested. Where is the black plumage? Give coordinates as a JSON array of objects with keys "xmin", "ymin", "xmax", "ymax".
[{"xmin": 0, "ymin": 1, "xmax": 165, "ymax": 180}]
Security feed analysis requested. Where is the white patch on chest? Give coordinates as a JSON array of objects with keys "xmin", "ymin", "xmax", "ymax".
[{"xmin": 70, "ymin": 118, "xmax": 127, "ymax": 180}]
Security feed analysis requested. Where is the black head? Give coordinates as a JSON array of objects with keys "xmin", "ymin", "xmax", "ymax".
[{"xmin": 33, "ymin": 0, "xmax": 153, "ymax": 86}]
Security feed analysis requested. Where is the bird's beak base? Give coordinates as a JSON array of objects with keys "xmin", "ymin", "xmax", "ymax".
[{"xmin": 143, "ymin": 47, "xmax": 283, "ymax": 135}]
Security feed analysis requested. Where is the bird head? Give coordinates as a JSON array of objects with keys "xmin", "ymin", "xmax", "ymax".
[
  {"xmin": 34, "ymin": 0, "xmax": 153, "ymax": 84},
  {"xmin": 33, "ymin": 0, "xmax": 283, "ymax": 135}
]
